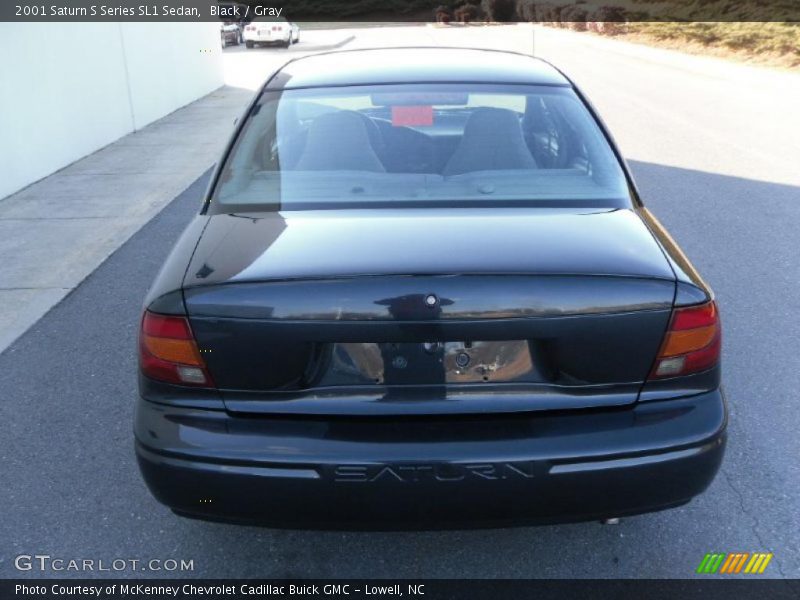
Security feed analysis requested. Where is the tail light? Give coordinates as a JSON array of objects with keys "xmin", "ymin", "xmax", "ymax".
[
  {"xmin": 139, "ymin": 311, "xmax": 213, "ymax": 387},
  {"xmin": 245, "ymin": 25, "xmax": 255, "ymax": 31},
  {"xmin": 272, "ymin": 25, "xmax": 281, "ymax": 31},
  {"xmin": 650, "ymin": 301, "xmax": 721, "ymax": 379}
]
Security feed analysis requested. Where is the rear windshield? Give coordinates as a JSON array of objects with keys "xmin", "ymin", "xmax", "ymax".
[{"xmin": 210, "ymin": 83, "xmax": 631, "ymax": 211}]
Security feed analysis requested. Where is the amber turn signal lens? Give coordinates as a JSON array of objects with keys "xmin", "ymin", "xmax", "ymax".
[
  {"xmin": 142, "ymin": 335, "xmax": 203, "ymax": 366},
  {"xmin": 660, "ymin": 324, "xmax": 717, "ymax": 357}
]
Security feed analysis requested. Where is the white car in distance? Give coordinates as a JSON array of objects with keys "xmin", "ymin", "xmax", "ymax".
[{"xmin": 243, "ymin": 17, "xmax": 299, "ymax": 48}]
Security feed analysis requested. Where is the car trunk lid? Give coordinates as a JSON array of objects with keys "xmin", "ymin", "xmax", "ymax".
[{"xmin": 183, "ymin": 208, "xmax": 676, "ymax": 415}]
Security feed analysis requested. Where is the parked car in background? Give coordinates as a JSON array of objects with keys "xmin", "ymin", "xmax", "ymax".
[
  {"xmin": 243, "ymin": 17, "xmax": 299, "ymax": 48},
  {"xmin": 220, "ymin": 22, "xmax": 242, "ymax": 47},
  {"xmin": 136, "ymin": 48, "xmax": 726, "ymax": 528}
]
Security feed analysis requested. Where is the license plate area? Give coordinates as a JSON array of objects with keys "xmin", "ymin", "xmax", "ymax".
[{"xmin": 326, "ymin": 341, "xmax": 537, "ymax": 385}]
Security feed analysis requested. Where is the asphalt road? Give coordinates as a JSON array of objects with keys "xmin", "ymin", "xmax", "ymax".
[{"xmin": 2, "ymin": 25, "xmax": 799, "ymax": 579}]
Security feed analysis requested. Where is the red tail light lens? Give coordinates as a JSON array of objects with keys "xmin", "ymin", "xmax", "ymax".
[
  {"xmin": 139, "ymin": 311, "xmax": 213, "ymax": 387},
  {"xmin": 650, "ymin": 301, "xmax": 721, "ymax": 379}
]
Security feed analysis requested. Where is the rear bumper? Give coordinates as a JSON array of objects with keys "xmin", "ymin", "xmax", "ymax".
[
  {"xmin": 244, "ymin": 33, "xmax": 290, "ymax": 43},
  {"xmin": 135, "ymin": 390, "xmax": 727, "ymax": 529}
]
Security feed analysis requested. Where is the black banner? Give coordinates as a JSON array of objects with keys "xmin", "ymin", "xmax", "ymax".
[
  {"xmin": 2, "ymin": 580, "xmax": 800, "ymax": 600},
  {"xmin": 3, "ymin": 0, "xmax": 800, "ymax": 22}
]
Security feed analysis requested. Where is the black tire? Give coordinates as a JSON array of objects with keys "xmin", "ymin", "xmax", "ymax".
[
  {"xmin": 245, "ymin": 40, "xmax": 254, "ymax": 49},
  {"xmin": 284, "ymin": 39, "xmax": 291, "ymax": 48}
]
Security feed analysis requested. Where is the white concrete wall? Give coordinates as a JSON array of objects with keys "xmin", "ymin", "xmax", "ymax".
[{"xmin": 0, "ymin": 23, "xmax": 223, "ymax": 200}]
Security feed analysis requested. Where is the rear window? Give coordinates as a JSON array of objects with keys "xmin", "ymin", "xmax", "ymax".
[{"xmin": 210, "ymin": 83, "xmax": 631, "ymax": 211}]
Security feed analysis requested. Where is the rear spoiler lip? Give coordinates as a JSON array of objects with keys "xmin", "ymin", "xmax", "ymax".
[
  {"xmin": 179, "ymin": 274, "xmax": 676, "ymax": 322},
  {"xmin": 179, "ymin": 271, "xmax": 678, "ymax": 291}
]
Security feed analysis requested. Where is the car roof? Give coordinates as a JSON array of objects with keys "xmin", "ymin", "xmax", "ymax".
[{"xmin": 266, "ymin": 47, "xmax": 571, "ymax": 90}]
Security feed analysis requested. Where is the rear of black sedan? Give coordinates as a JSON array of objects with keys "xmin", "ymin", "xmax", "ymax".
[{"xmin": 135, "ymin": 48, "xmax": 726, "ymax": 528}]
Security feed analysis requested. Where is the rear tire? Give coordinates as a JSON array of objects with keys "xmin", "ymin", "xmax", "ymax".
[{"xmin": 245, "ymin": 40, "xmax": 254, "ymax": 49}]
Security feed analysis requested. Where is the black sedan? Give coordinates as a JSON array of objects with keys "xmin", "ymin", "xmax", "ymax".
[{"xmin": 135, "ymin": 48, "xmax": 726, "ymax": 528}]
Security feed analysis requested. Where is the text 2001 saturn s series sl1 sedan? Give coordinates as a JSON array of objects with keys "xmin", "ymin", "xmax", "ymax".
[{"xmin": 135, "ymin": 48, "xmax": 726, "ymax": 528}]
